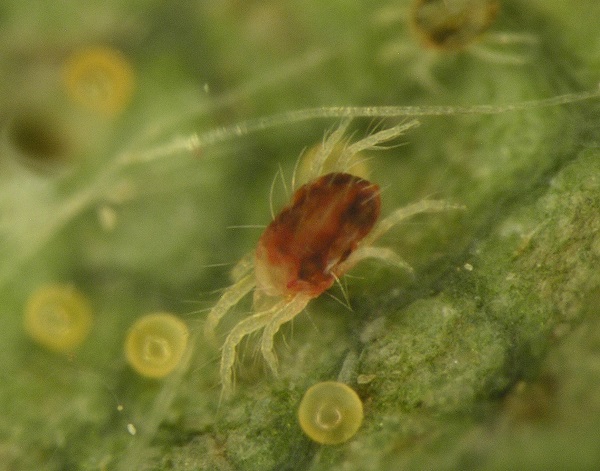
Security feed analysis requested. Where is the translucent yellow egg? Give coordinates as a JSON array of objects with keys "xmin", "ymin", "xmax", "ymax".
[
  {"xmin": 63, "ymin": 46, "xmax": 135, "ymax": 116},
  {"xmin": 124, "ymin": 312, "xmax": 189, "ymax": 379},
  {"xmin": 298, "ymin": 381, "xmax": 364, "ymax": 445},
  {"xmin": 24, "ymin": 284, "xmax": 93, "ymax": 353}
]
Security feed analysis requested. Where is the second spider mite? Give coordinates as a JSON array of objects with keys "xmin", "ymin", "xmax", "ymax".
[{"xmin": 205, "ymin": 119, "xmax": 463, "ymax": 398}]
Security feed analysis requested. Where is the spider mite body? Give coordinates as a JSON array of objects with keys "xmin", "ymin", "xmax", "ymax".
[
  {"xmin": 254, "ymin": 172, "xmax": 380, "ymax": 299},
  {"xmin": 410, "ymin": 0, "xmax": 500, "ymax": 51},
  {"xmin": 204, "ymin": 119, "xmax": 463, "ymax": 398},
  {"xmin": 374, "ymin": 0, "xmax": 537, "ymax": 91}
]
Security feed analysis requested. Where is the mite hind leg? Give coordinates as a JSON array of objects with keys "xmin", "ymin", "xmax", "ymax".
[
  {"xmin": 219, "ymin": 300, "xmax": 286, "ymax": 398},
  {"xmin": 259, "ymin": 295, "xmax": 312, "ymax": 375},
  {"xmin": 204, "ymin": 274, "xmax": 255, "ymax": 345}
]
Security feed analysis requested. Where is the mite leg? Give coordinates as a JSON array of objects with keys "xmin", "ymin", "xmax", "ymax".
[
  {"xmin": 337, "ymin": 120, "xmax": 420, "ymax": 170},
  {"xmin": 229, "ymin": 251, "xmax": 255, "ymax": 282},
  {"xmin": 364, "ymin": 199, "xmax": 465, "ymax": 245},
  {"xmin": 301, "ymin": 118, "xmax": 352, "ymax": 183},
  {"xmin": 335, "ymin": 246, "xmax": 414, "ymax": 277},
  {"xmin": 260, "ymin": 294, "xmax": 312, "ymax": 375},
  {"xmin": 204, "ymin": 274, "xmax": 255, "ymax": 344},
  {"xmin": 219, "ymin": 300, "xmax": 286, "ymax": 399}
]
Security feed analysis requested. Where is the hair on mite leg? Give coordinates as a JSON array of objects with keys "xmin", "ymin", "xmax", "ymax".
[
  {"xmin": 269, "ymin": 164, "xmax": 291, "ymax": 220},
  {"xmin": 258, "ymin": 295, "xmax": 313, "ymax": 373},
  {"xmin": 306, "ymin": 118, "xmax": 353, "ymax": 180},
  {"xmin": 329, "ymin": 273, "xmax": 354, "ymax": 311},
  {"xmin": 300, "ymin": 119, "xmax": 420, "ymax": 183},
  {"xmin": 204, "ymin": 120, "xmax": 466, "ymax": 399},
  {"xmin": 217, "ymin": 299, "xmax": 298, "ymax": 399}
]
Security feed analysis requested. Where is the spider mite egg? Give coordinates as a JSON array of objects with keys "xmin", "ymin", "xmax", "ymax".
[
  {"xmin": 298, "ymin": 381, "xmax": 364, "ymax": 445},
  {"xmin": 24, "ymin": 284, "xmax": 93, "ymax": 353},
  {"xmin": 125, "ymin": 312, "xmax": 189, "ymax": 379},
  {"xmin": 63, "ymin": 46, "xmax": 135, "ymax": 116},
  {"xmin": 254, "ymin": 172, "xmax": 380, "ymax": 298},
  {"xmin": 410, "ymin": 0, "xmax": 500, "ymax": 50}
]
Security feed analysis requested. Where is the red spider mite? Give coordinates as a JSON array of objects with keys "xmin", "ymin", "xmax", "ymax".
[
  {"xmin": 204, "ymin": 119, "xmax": 461, "ymax": 398},
  {"xmin": 254, "ymin": 172, "xmax": 380, "ymax": 299}
]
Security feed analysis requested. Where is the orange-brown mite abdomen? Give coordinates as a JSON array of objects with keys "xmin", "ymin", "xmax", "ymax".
[{"xmin": 255, "ymin": 173, "xmax": 380, "ymax": 298}]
